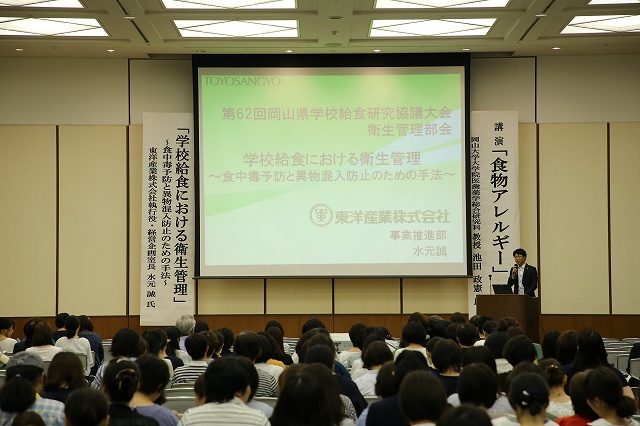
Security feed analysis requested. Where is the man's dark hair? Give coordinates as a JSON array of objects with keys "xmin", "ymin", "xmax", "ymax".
[
  {"xmin": 457, "ymin": 323, "xmax": 478, "ymax": 346},
  {"xmin": 194, "ymin": 320, "xmax": 210, "ymax": 333},
  {"xmin": 205, "ymin": 356, "xmax": 252, "ymax": 403},
  {"xmin": 302, "ymin": 318, "xmax": 326, "ymax": 335},
  {"xmin": 497, "ymin": 316, "xmax": 520, "ymax": 332},
  {"xmin": 55, "ymin": 313, "xmax": 70, "ymax": 329},
  {"xmin": 111, "ymin": 328, "xmax": 142, "ymax": 358},
  {"xmin": 485, "ymin": 331, "xmax": 510, "ymax": 360},
  {"xmin": 217, "ymin": 327, "xmax": 235, "ymax": 350},
  {"xmin": 348, "ymin": 323, "xmax": 367, "ymax": 350},
  {"xmin": 513, "ymin": 248, "xmax": 527, "ymax": 257},
  {"xmin": 503, "ymin": 335, "xmax": 537, "ymax": 366},
  {"xmin": 449, "ymin": 312, "xmax": 466, "ymax": 324},
  {"xmin": 402, "ymin": 321, "xmax": 427, "ymax": 346},
  {"xmin": 185, "ymin": 333, "xmax": 209, "ymax": 360},
  {"xmin": 233, "ymin": 331, "xmax": 262, "ymax": 361},
  {"xmin": 77, "ymin": 315, "xmax": 94, "ymax": 332}
]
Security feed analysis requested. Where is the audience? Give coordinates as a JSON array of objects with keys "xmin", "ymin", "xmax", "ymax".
[
  {"xmin": 64, "ymin": 388, "xmax": 109, "ymax": 426},
  {"xmin": 131, "ymin": 355, "xmax": 179, "ymax": 426},
  {"xmin": 52, "ymin": 313, "xmax": 69, "ymax": 343},
  {"xmin": 142, "ymin": 328, "xmax": 182, "ymax": 378},
  {"xmin": 172, "ymin": 333, "xmax": 210, "ymax": 385},
  {"xmin": 40, "ymin": 352, "xmax": 87, "ymax": 403},
  {"xmin": 555, "ymin": 371, "xmax": 599, "ymax": 426},
  {"xmin": 175, "ymin": 315, "xmax": 196, "ymax": 352},
  {"xmin": 493, "ymin": 371, "xmax": 552, "ymax": 426},
  {"xmin": 217, "ymin": 326, "xmax": 236, "ymax": 357},
  {"xmin": 583, "ymin": 366, "xmax": 639, "ymax": 426},
  {"xmin": 398, "ymin": 370, "xmax": 448, "ymax": 426},
  {"xmin": 353, "ymin": 341, "xmax": 394, "ymax": 397},
  {"xmin": 54, "ymin": 315, "xmax": 94, "ymax": 376},
  {"xmin": 437, "ymin": 405, "xmax": 493, "ymax": 426},
  {"xmin": 539, "ymin": 358, "xmax": 573, "ymax": 418},
  {"xmin": 78, "ymin": 315, "xmax": 104, "ymax": 376},
  {"xmin": 12, "ymin": 318, "xmax": 43, "ymax": 354},
  {"xmin": 541, "ymin": 330, "xmax": 561, "ymax": 360},
  {"xmin": 394, "ymin": 321, "xmax": 428, "ymax": 361},
  {"xmin": 233, "ymin": 331, "xmax": 278, "ymax": 397},
  {"xmin": 0, "ymin": 318, "xmax": 17, "ymax": 353},
  {"xmin": 25, "ymin": 322, "xmax": 62, "ymax": 361},
  {"xmin": 91, "ymin": 327, "xmax": 143, "ymax": 390},
  {"xmin": 337, "ymin": 322, "xmax": 366, "ymax": 370},
  {"xmin": 555, "ymin": 330, "xmax": 578, "ymax": 367},
  {"xmin": 431, "ymin": 338, "xmax": 461, "ymax": 397}
]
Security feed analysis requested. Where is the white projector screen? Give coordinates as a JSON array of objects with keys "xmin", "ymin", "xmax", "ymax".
[{"xmin": 196, "ymin": 56, "xmax": 470, "ymax": 277}]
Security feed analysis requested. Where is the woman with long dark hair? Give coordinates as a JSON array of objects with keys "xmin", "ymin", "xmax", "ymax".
[
  {"xmin": 54, "ymin": 315, "xmax": 94, "ymax": 376},
  {"xmin": 40, "ymin": 351, "xmax": 87, "ymax": 403}
]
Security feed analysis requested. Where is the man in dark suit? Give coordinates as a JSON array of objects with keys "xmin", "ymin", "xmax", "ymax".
[{"xmin": 507, "ymin": 248, "xmax": 538, "ymax": 296}]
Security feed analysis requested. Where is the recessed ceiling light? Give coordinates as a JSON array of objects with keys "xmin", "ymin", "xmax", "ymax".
[
  {"xmin": 462, "ymin": 48, "xmax": 471, "ymax": 51},
  {"xmin": 285, "ymin": 49, "xmax": 294, "ymax": 53},
  {"xmin": 124, "ymin": 16, "xmax": 135, "ymax": 20},
  {"xmin": 107, "ymin": 49, "xmax": 115, "ymax": 52},
  {"xmin": 536, "ymin": 13, "xmax": 547, "ymax": 17},
  {"xmin": 195, "ymin": 50, "xmax": 205, "ymax": 53},
  {"xmin": 552, "ymin": 46, "xmax": 561, "ymax": 50},
  {"xmin": 327, "ymin": 16, "xmax": 343, "ymax": 20},
  {"xmin": 15, "ymin": 48, "xmax": 24, "ymax": 51},
  {"xmin": 373, "ymin": 49, "xmax": 382, "ymax": 52}
]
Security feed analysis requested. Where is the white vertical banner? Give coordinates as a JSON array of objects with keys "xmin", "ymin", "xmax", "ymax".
[
  {"xmin": 469, "ymin": 111, "xmax": 519, "ymax": 316},
  {"xmin": 141, "ymin": 113, "xmax": 195, "ymax": 326}
]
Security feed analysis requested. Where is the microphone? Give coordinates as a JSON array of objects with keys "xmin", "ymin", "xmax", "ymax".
[{"xmin": 511, "ymin": 264, "xmax": 518, "ymax": 279}]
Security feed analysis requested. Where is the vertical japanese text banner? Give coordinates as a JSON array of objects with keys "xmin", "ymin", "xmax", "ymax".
[
  {"xmin": 141, "ymin": 113, "xmax": 195, "ymax": 326},
  {"xmin": 469, "ymin": 111, "xmax": 519, "ymax": 316}
]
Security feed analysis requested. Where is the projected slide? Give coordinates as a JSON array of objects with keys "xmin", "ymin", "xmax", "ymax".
[{"xmin": 198, "ymin": 66, "xmax": 468, "ymax": 277}]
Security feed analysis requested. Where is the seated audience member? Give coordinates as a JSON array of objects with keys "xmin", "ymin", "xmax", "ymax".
[
  {"xmin": 102, "ymin": 358, "xmax": 159, "ymax": 426},
  {"xmin": 0, "ymin": 317, "xmax": 18, "ymax": 353},
  {"xmin": 51, "ymin": 313, "xmax": 69, "ymax": 343},
  {"xmin": 541, "ymin": 331, "xmax": 561, "ymax": 360},
  {"xmin": 11, "ymin": 318, "xmax": 43, "ymax": 354},
  {"xmin": 431, "ymin": 338, "xmax": 461, "ymax": 397},
  {"xmin": 233, "ymin": 331, "xmax": 278, "ymax": 397},
  {"xmin": 77, "ymin": 315, "xmax": 104, "ymax": 376},
  {"xmin": 64, "ymin": 388, "xmax": 109, "ymax": 426},
  {"xmin": 304, "ymin": 342, "xmax": 367, "ymax": 418},
  {"xmin": 234, "ymin": 356, "xmax": 274, "ymax": 418},
  {"xmin": 175, "ymin": 315, "xmax": 196, "ymax": 352},
  {"xmin": 264, "ymin": 320, "xmax": 292, "ymax": 354},
  {"xmin": 554, "ymin": 371, "xmax": 598, "ymax": 426},
  {"xmin": 583, "ymin": 366, "xmax": 639, "ymax": 426},
  {"xmin": 398, "ymin": 370, "xmax": 448, "ymax": 426},
  {"xmin": 456, "ymin": 363, "xmax": 498, "ymax": 411},
  {"xmin": 255, "ymin": 332, "xmax": 285, "ymax": 375},
  {"xmin": 164, "ymin": 326, "xmax": 191, "ymax": 365},
  {"xmin": 472, "ymin": 316, "xmax": 494, "ymax": 346},
  {"xmin": 131, "ymin": 355, "xmax": 179, "ymax": 426},
  {"xmin": 142, "ymin": 328, "xmax": 182, "ymax": 378},
  {"xmin": 0, "ymin": 352, "xmax": 65, "ymax": 426},
  {"xmin": 555, "ymin": 330, "xmax": 578, "ymax": 367},
  {"xmin": 450, "ymin": 312, "xmax": 466, "ymax": 324},
  {"xmin": 9, "ymin": 411, "xmax": 46, "ymax": 426},
  {"xmin": 200, "ymin": 330, "xmax": 222, "ymax": 361},
  {"xmin": 437, "ymin": 405, "xmax": 493, "ymax": 426},
  {"xmin": 493, "ymin": 372, "xmax": 553, "ymax": 426},
  {"xmin": 178, "ymin": 357, "xmax": 269, "ymax": 426},
  {"xmin": 338, "ymin": 323, "xmax": 367, "ymax": 370},
  {"xmin": 91, "ymin": 328, "xmax": 143, "ymax": 390},
  {"xmin": 539, "ymin": 358, "xmax": 573, "ymax": 418},
  {"xmin": 407, "ymin": 312, "xmax": 432, "ymax": 339},
  {"xmin": 497, "ymin": 317, "xmax": 520, "ymax": 333},
  {"xmin": 353, "ymin": 341, "xmax": 394, "ymax": 397},
  {"xmin": 394, "ymin": 321, "xmax": 428, "ymax": 361},
  {"xmin": 54, "ymin": 315, "xmax": 94, "ymax": 376},
  {"xmin": 626, "ymin": 342, "xmax": 640, "ymax": 388},
  {"xmin": 302, "ymin": 317, "xmax": 327, "ymax": 335},
  {"xmin": 430, "ymin": 319, "xmax": 453, "ymax": 339},
  {"xmin": 366, "ymin": 350, "xmax": 430, "ymax": 426},
  {"xmin": 457, "ymin": 322, "xmax": 479, "ymax": 354},
  {"xmin": 172, "ymin": 333, "xmax": 210, "ymax": 385},
  {"xmin": 271, "ymin": 363, "xmax": 353, "ymax": 426},
  {"xmin": 424, "ymin": 336, "xmax": 442, "ymax": 370},
  {"xmin": 503, "ymin": 335, "xmax": 537, "ymax": 368},
  {"xmin": 193, "ymin": 373, "xmax": 206, "ymax": 407},
  {"xmin": 444, "ymin": 323, "xmax": 459, "ymax": 341},
  {"xmin": 193, "ymin": 320, "xmax": 209, "ymax": 333},
  {"xmin": 295, "ymin": 327, "xmax": 350, "ymax": 377},
  {"xmin": 265, "ymin": 326, "xmax": 293, "ymax": 366},
  {"xmin": 355, "ymin": 360, "xmax": 396, "ymax": 426},
  {"xmin": 507, "ymin": 326, "xmax": 526, "ymax": 338},
  {"xmin": 25, "ymin": 322, "xmax": 62, "ymax": 361},
  {"xmin": 485, "ymin": 332, "xmax": 512, "ymax": 380},
  {"xmin": 217, "ymin": 326, "xmax": 236, "ymax": 357},
  {"xmin": 351, "ymin": 331, "xmax": 387, "ymax": 379},
  {"xmin": 40, "ymin": 352, "xmax": 87, "ymax": 403}
]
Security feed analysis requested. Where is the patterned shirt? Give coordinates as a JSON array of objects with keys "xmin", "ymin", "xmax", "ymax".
[
  {"xmin": 178, "ymin": 397, "xmax": 270, "ymax": 426},
  {"xmin": 0, "ymin": 397, "xmax": 66, "ymax": 426}
]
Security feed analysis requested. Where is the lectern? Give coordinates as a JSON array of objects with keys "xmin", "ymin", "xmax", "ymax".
[{"xmin": 476, "ymin": 295, "xmax": 541, "ymax": 343}]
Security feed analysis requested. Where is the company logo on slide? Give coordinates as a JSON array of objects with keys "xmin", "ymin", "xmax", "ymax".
[
  {"xmin": 203, "ymin": 76, "xmax": 281, "ymax": 86},
  {"xmin": 310, "ymin": 204, "xmax": 333, "ymax": 227}
]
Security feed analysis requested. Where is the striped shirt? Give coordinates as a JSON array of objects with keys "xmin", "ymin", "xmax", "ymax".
[
  {"xmin": 172, "ymin": 360, "xmax": 208, "ymax": 385},
  {"xmin": 255, "ymin": 368, "xmax": 278, "ymax": 397},
  {"xmin": 177, "ymin": 397, "xmax": 270, "ymax": 426}
]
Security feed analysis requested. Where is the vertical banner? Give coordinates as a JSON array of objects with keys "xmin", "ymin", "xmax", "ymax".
[
  {"xmin": 141, "ymin": 113, "xmax": 195, "ymax": 326},
  {"xmin": 469, "ymin": 111, "xmax": 519, "ymax": 316}
]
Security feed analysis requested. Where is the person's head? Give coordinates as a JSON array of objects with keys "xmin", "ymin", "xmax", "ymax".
[
  {"xmin": 194, "ymin": 320, "xmax": 209, "ymax": 333},
  {"xmin": 301, "ymin": 318, "xmax": 326, "ymax": 335},
  {"xmin": 584, "ymin": 366, "xmax": 637, "ymax": 419},
  {"xmin": 217, "ymin": 327, "xmax": 235, "ymax": 350},
  {"xmin": 503, "ymin": 335, "xmax": 537, "ymax": 366},
  {"xmin": 265, "ymin": 320, "xmax": 285, "ymax": 335},
  {"xmin": 436, "ymin": 405, "xmax": 493, "ymax": 426},
  {"xmin": 485, "ymin": 331, "xmax": 509, "ymax": 360},
  {"xmin": 456, "ymin": 323, "xmax": 478, "ymax": 347},
  {"xmin": 361, "ymin": 331, "xmax": 385, "ymax": 355},
  {"xmin": 399, "ymin": 370, "xmax": 448, "ymax": 424},
  {"xmin": 407, "ymin": 312, "xmax": 432, "ymax": 336},
  {"xmin": 200, "ymin": 331, "xmax": 222, "ymax": 358},
  {"xmin": 555, "ymin": 329, "xmax": 578, "ymax": 366},
  {"xmin": 77, "ymin": 315, "xmax": 94, "ymax": 332},
  {"xmin": 163, "ymin": 326, "xmax": 181, "ymax": 356},
  {"xmin": 299, "ymin": 332, "xmax": 336, "ymax": 366},
  {"xmin": 402, "ymin": 321, "xmax": 427, "ymax": 347},
  {"xmin": 497, "ymin": 316, "xmax": 520, "ymax": 332},
  {"xmin": 234, "ymin": 356, "xmax": 260, "ymax": 402},
  {"xmin": 54, "ymin": 313, "xmax": 70, "ymax": 330},
  {"xmin": 111, "ymin": 328, "xmax": 142, "ymax": 358},
  {"xmin": 22, "ymin": 317, "xmax": 43, "ymax": 340},
  {"xmin": 508, "ymin": 372, "xmax": 549, "ymax": 417},
  {"xmin": 541, "ymin": 330, "xmax": 560, "ymax": 360},
  {"xmin": 458, "ymin": 362, "xmax": 498, "ymax": 408},
  {"xmin": 462, "ymin": 345, "xmax": 497, "ymax": 374},
  {"xmin": 362, "ymin": 341, "xmax": 394, "ymax": 370},
  {"xmin": 574, "ymin": 328, "xmax": 607, "ymax": 370},
  {"xmin": 567, "ymin": 371, "xmax": 598, "ymax": 420},
  {"xmin": 348, "ymin": 322, "xmax": 367, "ymax": 350},
  {"xmin": 482, "ymin": 320, "xmax": 497, "ymax": 336},
  {"xmin": 0, "ymin": 317, "xmax": 15, "ymax": 338},
  {"xmin": 374, "ymin": 360, "xmax": 396, "ymax": 398},
  {"xmin": 65, "ymin": 388, "xmax": 109, "ymax": 426},
  {"xmin": 304, "ymin": 344, "xmax": 335, "ymax": 369},
  {"xmin": 205, "ymin": 356, "xmax": 252, "ymax": 403},
  {"xmin": 64, "ymin": 315, "xmax": 81, "ymax": 339},
  {"xmin": 393, "ymin": 350, "xmax": 430, "ymax": 392},
  {"xmin": 430, "ymin": 320, "xmax": 452, "ymax": 338},
  {"xmin": 503, "ymin": 362, "xmax": 544, "ymax": 397},
  {"xmin": 506, "ymin": 326, "xmax": 525, "ymax": 338},
  {"xmin": 538, "ymin": 358, "xmax": 566, "ymax": 389},
  {"xmin": 513, "ymin": 248, "xmax": 527, "ymax": 266},
  {"xmin": 193, "ymin": 373, "xmax": 206, "ymax": 406},
  {"xmin": 175, "ymin": 314, "xmax": 196, "ymax": 336},
  {"xmin": 184, "ymin": 332, "xmax": 209, "ymax": 360},
  {"xmin": 265, "ymin": 326, "xmax": 286, "ymax": 356},
  {"xmin": 43, "ymin": 352, "xmax": 86, "ymax": 393},
  {"xmin": 255, "ymin": 332, "xmax": 275, "ymax": 363},
  {"xmin": 135, "ymin": 354, "xmax": 170, "ymax": 403},
  {"xmin": 0, "ymin": 352, "xmax": 45, "ymax": 413},
  {"xmin": 32, "ymin": 321, "xmax": 54, "ymax": 347},
  {"xmin": 295, "ymin": 327, "xmax": 332, "ymax": 359},
  {"xmin": 449, "ymin": 312, "xmax": 466, "ymax": 324},
  {"xmin": 10, "ymin": 411, "xmax": 46, "ymax": 426},
  {"xmin": 141, "ymin": 328, "xmax": 168, "ymax": 356},
  {"xmin": 233, "ymin": 331, "xmax": 262, "ymax": 362},
  {"xmin": 102, "ymin": 358, "xmax": 140, "ymax": 403},
  {"xmin": 431, "ymin": 338, "xmax": 462, "ymax": 374},
  {"xmin": 271, "ymin": 363, "xmax": 345, "ymax": 426},
  {"xmin": 444, "ymin": 323, "xmax": 459, "ymax": 342}
]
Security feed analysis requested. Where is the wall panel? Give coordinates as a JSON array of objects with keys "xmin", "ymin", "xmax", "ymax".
[
  {"xmin": 518, "ymin": 124, "xmax": 539, "ymax": 269},
  {"xmin": 266, "ymin": 279, "xmax": 332, "ymax": 314},
  {"xmin": 0, "ymin": 126, "xmax": 57, "ymax": 317},
  {"xmin": 403, "ymin": 278, "xmax": 468, "ymax": 314},
  {"xmin": 58, "ymin": 126, "xmax": 128, "ymax": 315},
  {"xmin": 609, "ymin": 122, "xmax": 640, "ymax": 314},
  {"xmin": 539, "ymin": 123, "xmax": 609, "ymax": 314},
  {"xmin": 198, "ymin": 279, "xmax": 264, "ymax": 315},
  {"xmin": 334, "ymin": 279, "xmax": 400, "ymax": 314}
]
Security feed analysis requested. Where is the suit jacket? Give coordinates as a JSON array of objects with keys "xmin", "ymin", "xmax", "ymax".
[{"xmin": 507, "ymin": 263, "xmax": 538, "ymax": 296}]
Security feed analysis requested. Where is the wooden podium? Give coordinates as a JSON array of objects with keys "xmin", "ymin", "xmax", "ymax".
[{"xmin": 476, "ymin": 295, "xmax": 541, "ymax": 343}]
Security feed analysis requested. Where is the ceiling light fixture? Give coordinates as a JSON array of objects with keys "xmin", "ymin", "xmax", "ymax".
[
  {"xmin": 327, "ymin": 16, "xmax": 343, "ymax": 20},
  {"xmin": 462, "ymin": 48, "xmax": 471, "ymax": 51},
  {"xmin": 536, "ymin": 13, "xmax": 547, "ymax": 17},
  {"xmin": 124, "ymin": 16, "xmax": 136, "ymax": 20},
  {"xmin": 552, "ymin": 46, "xmax": 561, "ymax": 50},
  {"xmin": 285, "ymin": 49, "xmax": 294, "ymax": 53},
  {"xmin": 373, "ymin": 49, "xmax": 382, "ymax": 52},
  {"xmin": 107, "ymin": 49, "xmax": 115, "ymax": 52}
]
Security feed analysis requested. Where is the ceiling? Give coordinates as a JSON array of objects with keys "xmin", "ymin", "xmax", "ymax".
[{"xmin": 0, "ymin": 0, "xmax": 639, "ymax": 59}]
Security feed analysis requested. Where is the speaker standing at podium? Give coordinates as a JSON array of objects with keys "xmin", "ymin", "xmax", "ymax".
[{"xmin": 507, "ymin": 248, "xmax": 538, "ymax": 297}]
